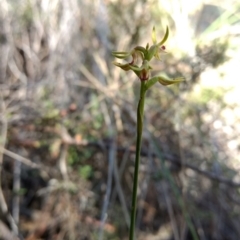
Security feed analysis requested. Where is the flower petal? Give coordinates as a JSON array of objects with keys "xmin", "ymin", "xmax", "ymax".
[
  {"xmin": 112, "ymin": 51, "xmax": 131, "ymax": 59},
  {"xmin": 134, "ymin": 46, "xmax": 147, "ymax": 55},
  {"xmin": 112, "ymin": 61, "xmax": 132, "ymax": 71},
  {"xmin": 157, "ymin": 76, "xmax": 185, "ymax": 86},
  {"xmin": 157, "ymin": 26, "xmax": 169, "ymax": 46},
  {"xmin": 151, "ymin": 26, "xmax": 157, "ymax": 44},
  {"xmin": 146, "ymin": 45, "xmax": 158, "ymax": 61}
]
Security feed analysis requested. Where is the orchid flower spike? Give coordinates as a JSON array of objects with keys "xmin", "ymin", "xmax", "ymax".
[{"xmin": 112, "ymin": 26, "xmax": 184, "ymax": 85}]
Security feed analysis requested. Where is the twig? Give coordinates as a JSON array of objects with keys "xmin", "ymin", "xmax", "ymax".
[
  {"xmin": 159, "ymin": 181, "xmax": 180, "ymax": 240},
  {"xmin": 0, "ymin": 92, "xmax": 19, "ymax": 237},
  {"xmin": 113, "ymin": 154, "xmax": 130, "ymax": 227},
  {"xmin": 0, "ymin": 221, "xmax": 19, "ymax": 240},
  {"xmin": 12, "ymin": 158, "xmax": 21, "ymax": 230},
  {"xmin": 150, "ymin": 134, "xmax": 199, "ymax": 240},
  {"xmin": 9, "ymin": 133, "xmax": 240, "ymax": 188},
  {"xmin": 58, "ymin": 143, "xmax": 69, "ymax": 181},
  {"xmin": 0, "ymin": 147, "xmax": 42, "ymax": 169},
  {"xmin": 98, "ymin": 139, "xmax": 116, "ymax": 240}
]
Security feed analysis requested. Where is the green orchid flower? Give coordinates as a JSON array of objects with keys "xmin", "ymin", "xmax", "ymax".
[{"xmin": 112, "ymin": 26, "xmax": 183, "ymax": 85}]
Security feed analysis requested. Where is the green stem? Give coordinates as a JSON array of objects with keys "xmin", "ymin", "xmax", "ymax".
[{"xmin": 129, "ymin": 81, "xmax": 146, "ymax": 240}]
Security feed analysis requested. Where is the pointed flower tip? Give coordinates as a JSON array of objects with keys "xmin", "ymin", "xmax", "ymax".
[
  {"xmin": 112, "ymin": 61, "xmax": 131, "ymax": 71},
  {"xmin": 151, "ymin": 26, "xmax": 157, "ymax": 44},
  {"xmin": 157, "ymin": 76, "xmax": 185, "ymax": 86},
  {"xmin": 112, "ymin": 51, "xmax": 131, "ymax": 59},
  {"xmin": 158, "ymin": 25, "xmax": 169, "ymax": 46}
]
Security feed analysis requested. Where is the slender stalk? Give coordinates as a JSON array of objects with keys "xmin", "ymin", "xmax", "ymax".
[
  {"xmin": 113, "ymin": 26, "xmax": 184, "ymax": 240},
  {"xmin": 129, "ymin": 81, "xmax": 146, "ymax": 240}
]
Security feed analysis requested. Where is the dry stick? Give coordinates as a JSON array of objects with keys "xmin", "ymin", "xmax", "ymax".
[
  {"xmin": 150, "ymin": 133, "xmax": 199, "ymax": 240},
  {"xmin": 98, "ymin": 139, "xmax": 116, "ymax": 240},
  {"xmin": 117, "ymin": 145, "xmax": 240, "ymax": 188},
  {"xmin": 6, "ymin": 133, "xmax": 240, "ymax": 189},
  {"xmin": 110, "ymin": 140, "xmax": 133, "ymax": 209},
  {"xmin": 0, "ymin": 148, "xmax": 42, "ymax": 169},
  {"xmin": 160, "ymin": 181, "xmax": 180, "ymax": 240},
  {"xmin": 58, "ymin": 143, "xmax": 69, "ymax": 181},
  {"xmin": 0, "ymin": 148, "xmax": 50, "ymax": 186},
  {"xmin": 89, "ymin": 143, "xmax": 240, "ymax": 187},
  {"xmin": 113, "ymin": 156, "xmax": 130, "ymax": 227},
  {"xmin": 0, "ymin": 96, "xmax": 19, "ymax": 237},
  {"xmin": 76, "ymin": 139, "xmax": 240, "ymax": 188},
  {"xmin": 9, "ymin": 129, "xmax": 240, "ymax": 188},
  {"xmin": 12, "ymin": 157, "xmax": 21, "ymax": 231}
]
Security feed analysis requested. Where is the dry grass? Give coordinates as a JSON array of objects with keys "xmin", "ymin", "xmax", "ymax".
[{"xmin": 0, "ymin": 0, "xmax": 240, "ymax": 239}]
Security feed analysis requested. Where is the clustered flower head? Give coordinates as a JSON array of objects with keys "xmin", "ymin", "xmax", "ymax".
[{"xmin": 112, "ymin": 26, "xmax": 184, "ymax": 86}]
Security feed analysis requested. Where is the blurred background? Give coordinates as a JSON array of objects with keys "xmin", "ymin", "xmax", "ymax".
[{"xmin": 0, "ymin": 0, "xmax": 240, "ymax": 239}]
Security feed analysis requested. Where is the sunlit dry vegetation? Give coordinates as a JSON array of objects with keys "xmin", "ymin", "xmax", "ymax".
[{"xmin": 0, "ymin": 0, "xmax": 240, "ymax": 239}]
